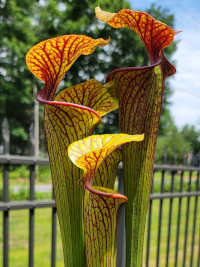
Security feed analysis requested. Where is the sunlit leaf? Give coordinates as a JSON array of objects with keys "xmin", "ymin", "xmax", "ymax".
[
  {"xmin": 68, "ymin": 133, "xmax": 144, "ymax": 182},
  {"xmin": 96, "ymin": 6, "xmax": 177, "ymax": 63},
  {"xmin": 68, "ymin": 133, "xmax": 144, "ymax": 266},
  {"xmin": 26, "ymin": 34, "xmax": 109, "ymax": 99}
]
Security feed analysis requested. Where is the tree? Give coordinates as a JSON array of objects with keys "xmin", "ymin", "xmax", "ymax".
[
  {"xmin": 0, "ymin": 0, "xmax": 177, "ymax": 153},
  {"xmin": 181, "ymin": 125, "xmax": 200, "ymax": 154},
  {"xmin": 155, "ymin": 124, "xmax": 191, "ymax": 164},
  {"xmin": 0, "ymin": 0, "xmax": 37, "ymax": 154}
]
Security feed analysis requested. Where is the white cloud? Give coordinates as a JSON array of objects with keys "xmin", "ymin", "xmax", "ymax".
[
  {"xmin": 170, "ymin": 91, "xmax": 200, "ymax": 128},
  {"xmin": 170, "ymin": 26, "xmax": 200, "ymax": 128}
]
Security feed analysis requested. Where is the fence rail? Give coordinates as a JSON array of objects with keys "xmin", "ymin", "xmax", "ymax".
[{"xmin": 1, "ymin": 155, "xmax": 200, "ymax": 267}]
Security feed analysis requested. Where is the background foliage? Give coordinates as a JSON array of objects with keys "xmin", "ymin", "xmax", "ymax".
[{"xmin": 1, "ymin": 0, "xmax": 199, "ymax": 161}]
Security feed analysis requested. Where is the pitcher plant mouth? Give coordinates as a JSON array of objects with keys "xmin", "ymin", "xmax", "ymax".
[
  {"xmin": 36, "ymin": 89, "xmax": 102, "ymax": 121},
  {"xmin": 106, "ymin": 59, "xmax": 162, "ymax": 82},
  {"xmin": 26, "ymin": 5, "xmax": 177, "ymax": 267}
]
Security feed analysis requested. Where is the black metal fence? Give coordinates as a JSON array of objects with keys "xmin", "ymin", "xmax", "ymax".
[
  {"xmin": 0, "ymin": 154, "xmax": 200, "ymax": 267},
  {"xmin": 0, "ymin": 155, "xmax": 56, "ymax": 267},
  {"xmin": 146, "ymin": 165, "xmax": 200, "ymax": 267}
]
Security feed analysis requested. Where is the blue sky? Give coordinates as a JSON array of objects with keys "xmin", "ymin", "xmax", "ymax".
[{"xmin": 128, "ymin": 0, "xmax": 200, "ymax": 129}]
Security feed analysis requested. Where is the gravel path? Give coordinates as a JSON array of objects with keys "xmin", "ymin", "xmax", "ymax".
[{"xmin": 12, "ymin": 184, "xmax": 52, "ymax": 193}]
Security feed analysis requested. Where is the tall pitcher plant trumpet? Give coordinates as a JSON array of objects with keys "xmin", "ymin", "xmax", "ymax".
[{"xmin": 26, "ymin": 5, "xmax": 178, "ymax": 267}]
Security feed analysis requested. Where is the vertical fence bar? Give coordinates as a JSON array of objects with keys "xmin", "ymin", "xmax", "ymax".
[
  {"xmin": 2, "ymin": 118, "xmax": 10, "ymax": 267},
  {"xmin": 165, "ymin": 170, "xmax": 175, "ymax": 267},
  {"xmin": 197, "ymin": 224, "xmax": 200, "ymax": 267},
  {"xmin": 51, "ymin": 207, "xmax": 57, "ymax": 267},
  {"xmin": 174, "ymin": 170, "xmax": 184, "ymax": 267},
  {"xmin": 3, "ymin": 164, "xmax": 10, "ymax": 267},
  {"xmin": 117, "ymin": 166, "xmax": 126, "ymax": 267},
  {"xmin": 51, "ymin": 189, "xmax": 57, "ymax": 267},
  {"xmin": 29, "ymin": 165, "xmax": 35, "ymax": 267},
  {"xmin": 190, "ymin": 171, "xmax": 199, "ymax": 267},
  {"xmin": 196, "ymin": 172, "xmax": 200, "ymax": 267},
  {"xmin": 145, "ymin": 176, "xmax": 154, "ymax": 267},
  {"xmin": 156, "ymin": 169, "xmax": 165, "ymax": 267},
  {"xmin": 182, "ymin": 170, "xmax": 193, "ymax": 267}
]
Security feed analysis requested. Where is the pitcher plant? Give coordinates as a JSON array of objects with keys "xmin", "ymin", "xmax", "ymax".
[{"xmin": 26, "ymin": 5, "xmax": 177, "ymax": 267}]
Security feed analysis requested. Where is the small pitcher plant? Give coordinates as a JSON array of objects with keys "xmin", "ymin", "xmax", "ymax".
[{"xmin": 26, "ymin": 5, "xmax": 178, "ymax": 267}]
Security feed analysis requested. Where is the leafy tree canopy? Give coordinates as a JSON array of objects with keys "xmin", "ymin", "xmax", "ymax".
[
  {"xmin": 181, "ymin": 125, "xmax": 200, "ymax": 154},
  {"xmin": 156, "ymin": 122, "xmax": 200, "ymax": 165},
  {"xmin": 0, "ymin": 0, "xmax": 37, "ymax": 153},
  {"xmin": 0, "ymin": 0, "xmax": 177, "ymax": 153},
  {"xmin": 155, "ymin": 124, "xmax": 192, "ymax": 164}
]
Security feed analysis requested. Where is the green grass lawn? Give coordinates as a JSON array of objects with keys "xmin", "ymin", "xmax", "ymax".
[
  {"xmin": 143, "ymin": 197, "xmax": 200, "ymax": 267},
  {"xmin": 0, "ymin": 165, "xmax": 52, "ymax": 187},
  {"xmin": 0, "ymin": 166, "xmax": 199, "ymax": 266},
  {"xmin": 0, "ymin": 209, "xmax": 64, "ymax": 267},
  {"xmin": 0, "ymin": 197, "xmax": 199, "ymax": 266}
]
